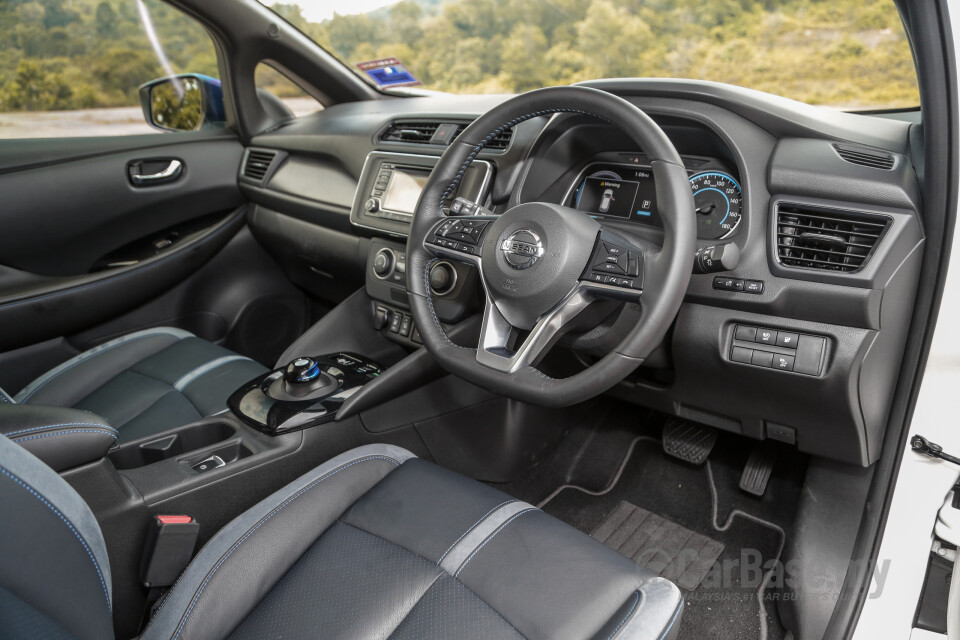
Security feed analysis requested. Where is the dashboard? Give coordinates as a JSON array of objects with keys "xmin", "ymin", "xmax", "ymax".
[{"xmin": 238, "ymin": 79, "xmax": 925, "ymax": 468}]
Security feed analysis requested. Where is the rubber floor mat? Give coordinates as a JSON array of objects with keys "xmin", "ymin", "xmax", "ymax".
[{"xmin": 592, "ymin": 500, "xmax": 725, "ymax": 590}]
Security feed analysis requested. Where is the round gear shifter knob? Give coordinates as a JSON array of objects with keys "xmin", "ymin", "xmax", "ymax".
[{"xmin": 285, "ymin": 357, "xmax": 321, "ymax": 384}]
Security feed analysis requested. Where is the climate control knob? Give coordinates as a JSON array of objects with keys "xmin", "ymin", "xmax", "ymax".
[{"xmin": 373, "ymin": 248, "xmax": 395, "ymax": 278}]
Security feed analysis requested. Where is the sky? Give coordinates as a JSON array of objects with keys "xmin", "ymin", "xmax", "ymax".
[{"xmin": 271, "ymin": 0, "xmax": 398, "ymax": 22}]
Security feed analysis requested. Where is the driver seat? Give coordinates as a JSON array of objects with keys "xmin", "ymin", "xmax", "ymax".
[{"xmin": 0, "ymin": 435, "xmax": 683, "ymax": 640}]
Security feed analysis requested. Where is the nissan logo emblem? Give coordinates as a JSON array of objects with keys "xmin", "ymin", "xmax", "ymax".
[{"xmin": 500, "ymin": 229, "xmax": 544, "ymax": 269}]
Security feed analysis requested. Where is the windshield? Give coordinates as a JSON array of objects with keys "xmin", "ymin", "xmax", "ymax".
[{"xmin": 264, "ymin": 0, "xmax": 920, "ymax": 110}]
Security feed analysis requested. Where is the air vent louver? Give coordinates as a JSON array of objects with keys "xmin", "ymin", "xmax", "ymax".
[
  {"xmin": 833, "ymin": 144, "xmax": 895, "ymax": 170},
  {"xmin": 380, "ymin": 122, "xmax": 445, "ymax": 143},
  {"xmin": 776, "ymin": 204, "xmax": 889, "ymax": 273},
  {"xmin": 243, "ymin": 149, "xmax": 277, "ymax": 181},
  {"xmin": 379, "ymin": 121, "xmax": 512, "ymax": 150}
]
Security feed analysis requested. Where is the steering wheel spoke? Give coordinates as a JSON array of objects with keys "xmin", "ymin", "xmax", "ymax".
[
  {"xmin": 423, "ymin": 214, "xmax": 497, "ymax": 266},
  {"xmin": 477, "ymin": 284, "xmax": 595, "ymax": 373}
]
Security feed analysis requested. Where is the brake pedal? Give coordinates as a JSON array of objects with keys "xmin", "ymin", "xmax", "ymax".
[
  {"xmin": 662, "ymin": 419, "xmax": 717, "ymax": 465},
  {"xmin": 740, "ymin": 442, "xmax": 777, "ymax": 497}
]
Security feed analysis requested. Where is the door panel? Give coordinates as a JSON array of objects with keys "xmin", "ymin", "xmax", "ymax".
[
  {"xmin": 0, "ymin": 136, "xmax": 244, "ymax": 276},
  {"xmin": 0, "ymin": 135, "xmax": 248, "ymax": 350}
]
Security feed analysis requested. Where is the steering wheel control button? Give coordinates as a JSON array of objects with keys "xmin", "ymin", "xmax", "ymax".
[
  {"xmin": 731, "ymin": 346, "xmax": 754, "ymax": 364},
  {"xmin": 500, "ymin": 229, "xmax": 545, "ymax": 270},
  {"xmin": 776, "ymin": 331, "xmax": 799, "ymax": 349},
  {"xmin": 603, "ymin": 243, "xmax": 624, "ymax": 256}
]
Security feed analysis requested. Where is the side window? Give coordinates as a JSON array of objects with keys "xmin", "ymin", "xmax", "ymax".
[
  {"xmin": 0, "ymin": 0, "xmax": 221, "ymax": 139},
  {"xmin": 255, "ymin": 62, "xmax": 324, "ymax": 117}
]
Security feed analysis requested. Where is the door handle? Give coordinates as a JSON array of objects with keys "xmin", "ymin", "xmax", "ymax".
[{"xmin": 128, "ymin": 159, "xmax": 184, "ymax": 186}]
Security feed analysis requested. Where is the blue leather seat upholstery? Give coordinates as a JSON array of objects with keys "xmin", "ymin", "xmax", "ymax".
[{"xmin": 7, "ymin": 328, "xmax": 266, "ymax": 442}]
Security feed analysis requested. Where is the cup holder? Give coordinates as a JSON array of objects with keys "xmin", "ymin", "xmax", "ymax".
[{"xmin": 109, "ymin": 422, "xmax": 237, "ymax": 470}]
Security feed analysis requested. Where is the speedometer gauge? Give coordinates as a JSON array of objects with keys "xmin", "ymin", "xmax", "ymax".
[{"xmin": 689, "ymin": 172, "xmax": 742, "ymax": 239}]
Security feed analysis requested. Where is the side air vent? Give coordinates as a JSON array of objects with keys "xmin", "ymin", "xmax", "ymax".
[
  {"xmin": 485, "ymin": 129, "xmax": 512, "ymax": 150},
  {"xmin": 379, "ymin": 121, "xmax": 512, "ymax": 150},
  {"xmin": 833, "ymin": 144, "xmax": 895, "ymax": 171},
  {"xmin": 243, "ymin": 149, "xmax": 278, "ymax": 181},
  {"xmin": 776, "ymin": 203, "xmax": 889, "ymax": 273}
]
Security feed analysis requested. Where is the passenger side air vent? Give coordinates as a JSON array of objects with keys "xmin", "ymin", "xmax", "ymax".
[
  {"xmin": 776, "ymin": 203, "xmax": 889, "ymax": 273},
  {"xmin": 833, "ymin": 144, "xmax": 895, "ymax": 170},
  {"xmin": 379, "ymin": 121, "xmax": 512, "ymax": 150},
  {"xmin": 243, "ymin": 149, "xmax": 278, "ymax": 181}
]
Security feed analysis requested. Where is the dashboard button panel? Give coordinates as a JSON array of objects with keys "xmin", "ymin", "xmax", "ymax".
[{"xmin": 729, "ymin": 324, "xmax": 826, "ymax": 375}]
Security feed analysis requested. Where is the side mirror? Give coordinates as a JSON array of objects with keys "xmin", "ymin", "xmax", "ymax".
[{"xmin": 138, "ymin": 74, "xmax": 226, "ymax": 132}]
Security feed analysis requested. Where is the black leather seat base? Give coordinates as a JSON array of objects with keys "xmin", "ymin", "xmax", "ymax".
[
  {"xmin": 143, "ymin": 445, "xmax": 683, "ymax": 640},
  {"xmin": 10, "ymin": 328, "xmax": 266, "ymax": 442}
]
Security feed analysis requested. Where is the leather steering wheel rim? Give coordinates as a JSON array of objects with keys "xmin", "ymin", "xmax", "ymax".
[{"xmin": 406, "ymin": 86, "xmax": 696, "ymax": 407}]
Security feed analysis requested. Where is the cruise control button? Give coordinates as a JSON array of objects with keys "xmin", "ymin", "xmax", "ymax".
[
  {"xmin": 776, "ymin": 332, "xmax": 799, "ymax": 349},
  {"xmin": 773, "ymin": 354, "xmax": 795, "ymax": 371},
  {"xmin": 595, "ymin": 262, "xmax": 626, "ymax": 274},
  {"xmin": 604, "ymin": 243, "xmax": 624, "ymax": 256},
  {"xmin": 756, "ymin": 328, "xmax": 777, "ymax": 345}
]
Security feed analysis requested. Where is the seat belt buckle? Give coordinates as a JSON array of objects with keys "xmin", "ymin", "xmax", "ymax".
[{"xmin": 140, "ymin": 515, "xmax": 200, "ymax": 588}]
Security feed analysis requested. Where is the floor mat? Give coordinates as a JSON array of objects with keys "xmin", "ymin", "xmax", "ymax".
[
  {"xmin": 592, "ymin": 500, "xmax": 725, "ymax": 590},
  {"xmin": 541, "ymin": 438, "xmax": 790, "ymax": 640}
]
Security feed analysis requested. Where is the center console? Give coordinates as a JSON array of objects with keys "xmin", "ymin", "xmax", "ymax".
[{"xmin": 227, "ymin": 352, "xmax": 383, "ymax": 435}]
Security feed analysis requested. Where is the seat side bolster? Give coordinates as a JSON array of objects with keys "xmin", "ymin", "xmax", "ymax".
[
  {"xmin": 604, "ymin": 577, "xmax": 684, "ymax": 640},
  {"xmin": 141, "ymin": 444, "xmax": 417, "ymax": 640}
]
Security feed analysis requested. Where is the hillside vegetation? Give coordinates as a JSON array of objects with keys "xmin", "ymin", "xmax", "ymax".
[{"xmin": 0, "ymin": 0, "xmax": 920, "ymax": 112}]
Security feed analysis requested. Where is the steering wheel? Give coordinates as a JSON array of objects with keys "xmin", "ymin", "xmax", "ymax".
[{"xmin": 406, "ymin": 86, "xmax": 695, "ymax": 407}]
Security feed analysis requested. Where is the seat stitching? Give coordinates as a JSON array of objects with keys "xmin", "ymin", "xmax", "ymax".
[
  {"xmin": 168, "ymin": 455, "xmax": 403, "ymax": 640},
  {"xmin": 657, "ymin": 602, "xmax": 683, "ymax": 640},
  {"xmin": 13, "ymin": 429, "xmax": 118, "ymax": 444},
  {"xmin": 437, "ymin": 498, "xmax": 518, "ymax": 565},
  {"xmin": 172, "ymin": 355, "xmax": 255, "ymax": 392},
  {"xmin": 606, "ymin": 591, "xmax": 640, "ymax": 640},
  {"xmin": 0, "ymin": 464, "xmax": 111, "ymax": 612},
  {"xmin": 4, "ymin": 422, "xmax": 118, "ymax": 437},
  {"xmin": 19, "ymin": 334, "xmax": 181, "ymax": 403},
  {"xmin": 453, "ymin": 508, "xmax": 538, "ymax": 577}
]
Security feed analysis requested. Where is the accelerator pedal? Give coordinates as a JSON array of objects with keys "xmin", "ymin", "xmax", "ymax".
[
  {"xmin": 662, "ymin": 419, "xmax": 717, "ymax": 465},
  {"xmin": 740, "ymin": 441, "xmax": 777, "ymax": 497}
]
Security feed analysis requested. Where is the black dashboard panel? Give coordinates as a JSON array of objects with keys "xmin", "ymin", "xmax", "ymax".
[{"xmin": 242, "ymin": 80, "xmax": 925, "ymax": 466}]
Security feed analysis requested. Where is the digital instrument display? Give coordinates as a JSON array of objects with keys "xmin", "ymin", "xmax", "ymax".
[
  {"xmin": 381, "ymin": 168, "xmax": 430, "ymax": 215},
  {"xmin": 573, "ymin": 164, "xmax": 660, "ymax": 226}
]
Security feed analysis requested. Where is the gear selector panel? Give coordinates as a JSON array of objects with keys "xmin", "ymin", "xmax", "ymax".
[{"xmin": 227, "ymin": 353, "xmax": 383, "ymax": 435}]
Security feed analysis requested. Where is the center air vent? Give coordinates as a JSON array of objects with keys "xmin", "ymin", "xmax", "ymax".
[
  {"xmin": 833, "ymin": 144, "xmax": 895, "ymax": 170},
  {"xmin": 776, "ymin": 203, "xmax": 889, "ymax": 273},
  {"xmin": 243, "ymin": 149, "xmax": 278, "ymax": 181},
  {"xmin": 379, "ymin": 121, "xmax": 512, "ymax": 150}
]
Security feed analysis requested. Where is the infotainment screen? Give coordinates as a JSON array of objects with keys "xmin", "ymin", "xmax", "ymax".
[
  {"xmin": 381, "ymin": 168, "xmax": 431, "ymax": 215},
  {"xmin": 573, "ymin": 164, "xmax": 661, "ymax": 226}
]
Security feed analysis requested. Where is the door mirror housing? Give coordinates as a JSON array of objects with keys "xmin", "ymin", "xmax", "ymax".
[{"xmin": 138, "ymin": 74, "xmax": 226, "ymax": 132}]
